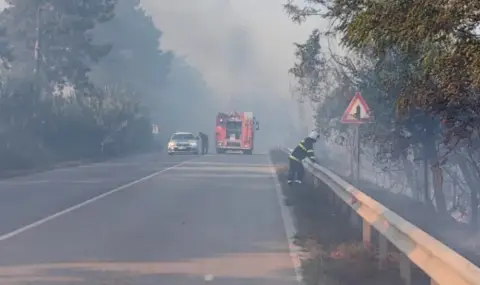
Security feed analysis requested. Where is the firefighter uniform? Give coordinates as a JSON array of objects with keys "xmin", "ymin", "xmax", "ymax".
[
  {"xmin": 203, "ymin": 133, "xmax": 209, "ymax": 154},
  {"xmin": 288, "ymin": 131, "xmax": 319, "ymax": 184},
  {"xmin": 199, "ymin": 132, "xmax": 209, "ymax": 154}
]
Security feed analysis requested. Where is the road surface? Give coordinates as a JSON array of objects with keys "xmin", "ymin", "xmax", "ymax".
[{"xmin": 0, "ymin": 152, "xmax": 299, "ymax": 285}]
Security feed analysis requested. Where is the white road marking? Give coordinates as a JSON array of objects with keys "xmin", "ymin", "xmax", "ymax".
[
  {"xmin": 204, "ymin": 274, "xmax": 214, "ymax": 282},
  {"xmin": 71, "ymin": 162, "xmax": 179, "ymax": 169},
  {"xmin": 0, "ymin": 180, "xmax": 51, "ymax": 185},
  {"xmin": 0, "ymin": 180, "xmax": 106, "ymax": 185},
  {"xmin": 186, "ymin": 161, "xmax": 270, "ymax": 167},
  {"xmin": 0, "ymin": 158, "xmax": 195, "ymax": 242},
  {"xmin": 268, "ymin": 156, "xmax": 303, "ymax": 283},
  {"xmin": 41, "ymin": 160, "xmax": 183, "ymax": 171}
]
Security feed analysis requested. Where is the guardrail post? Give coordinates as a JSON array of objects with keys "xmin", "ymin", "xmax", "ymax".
[
  {"xmin": 328, "ymin": 191, "xmax": 334, "ymax": 205},
  {"xmin": 362, "ymin": 219, "xmax": 371, "ymax": 247},
  {"xmin": 399, "ymin": 253, "xmax": 411, "ymax": 285},
  {"xmin": 378, "ymin": 235, "xmax": 388, "ymax": 269},
  {"xmin": 311, "ymin": 173, "xmax": 315, "ymax": 186},
  {"xmin": 332, "ymin": 193, "xmax": 338, "ymax": 206},
  {"xmin": 349, "ymin": 210, "xmax": 359, "ymax": 227}
]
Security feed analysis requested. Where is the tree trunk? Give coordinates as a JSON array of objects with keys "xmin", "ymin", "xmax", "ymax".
[
  {"xmin": 402, "ymin": 157, "xmax": 420, "ymax": 200},
  {"xmin": 423, "ymin": 133, "xmax": 447, "ymax": 215},
  {"xmin": 423, "ymin": 156, "xmax": 430, "ymax": 203},
  {"xmin": 457, "ymin": 154, "xmax": 480, "ymax": 230},
  {"xmin": 431, "ymin": 163, "xmax": 447, "ymax": 216}
]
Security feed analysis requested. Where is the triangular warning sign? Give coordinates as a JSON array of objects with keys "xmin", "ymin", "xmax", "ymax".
[{"xmin": 340, "ymin": 92, "xmax": 371, "ymax": 124}]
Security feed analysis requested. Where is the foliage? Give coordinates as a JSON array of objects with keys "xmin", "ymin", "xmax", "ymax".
[
  {"xmin": 3, "ymin": 0, "xmax": 116, "ymax": 93},
  {"xmin": 157, "ymin": 56, "xmax": 216, "ymax": 139},
  {"xmin": 89, "ymin": 0, "xmax": 173, "ymax": 101},
  {"xmin": 91, "ymin": 0, "xmax": 215, "ymax": 141},
  {"xmin": 289, "ymin": 29, "xmax": 330, "ymax": 103}
]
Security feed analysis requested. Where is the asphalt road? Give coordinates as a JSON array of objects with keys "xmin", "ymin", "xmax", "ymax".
[{"xmin": 0, "ymin": 152, "xmax": 298, "ymax": 285}]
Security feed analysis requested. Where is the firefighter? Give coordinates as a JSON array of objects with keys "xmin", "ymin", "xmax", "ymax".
[
  {"xmin": 198, "ymin": 132, "xmax": 209, "ymax": 154},
  {"xmin": 198, "ymin": 132, "xmax": 205, "ymax": 154},
  {"xmin": 204, "ymin": 133, "xmax": 209, "ymax": 154},
  {"xmin": 288, "ymin": 130, "xmax": 319, "ymax": 184}
]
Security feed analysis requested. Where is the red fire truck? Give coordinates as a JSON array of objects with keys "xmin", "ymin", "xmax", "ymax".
[{"xmin": 215, "ymin": 111, "xmax": 259, "ymax": 154}]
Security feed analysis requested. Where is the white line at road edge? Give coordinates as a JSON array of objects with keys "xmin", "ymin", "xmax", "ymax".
[
  {"xmin": 0, "ymin": 158, "xmax": 195, "ymax": 242},
  {"xmin": 267, "ymin": 156, "xmax": 303, "ymax": 283}
]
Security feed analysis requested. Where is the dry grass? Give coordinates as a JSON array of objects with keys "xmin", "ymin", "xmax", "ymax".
[{"xmin": 298, "ymin": 239, "xmax": 403, "ymax": 285}]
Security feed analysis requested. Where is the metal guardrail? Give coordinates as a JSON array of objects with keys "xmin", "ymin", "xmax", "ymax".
[{"xmin": 283, "ymin": 147, "xmax": 480, "ymax": 285}]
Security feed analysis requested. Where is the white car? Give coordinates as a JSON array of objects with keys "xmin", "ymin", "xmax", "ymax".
[{"xmin": 167, "ymin": 132, "xmax": 200, "ymax": 155}]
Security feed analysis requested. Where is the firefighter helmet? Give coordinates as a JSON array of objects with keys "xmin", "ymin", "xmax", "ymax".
[{"xmin": 308, "ymin": 130, "xmax": 319, "ymax": 140}]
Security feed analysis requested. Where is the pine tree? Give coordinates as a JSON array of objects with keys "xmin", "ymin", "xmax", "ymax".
[{"xmin": 2, "ymin": 0, "xmax": 117, "ymax": 94}]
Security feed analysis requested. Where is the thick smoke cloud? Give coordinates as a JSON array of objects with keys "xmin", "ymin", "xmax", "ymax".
[{"xmin": 140, "ymin": 0, "xmax": 326, "ymax": 150}]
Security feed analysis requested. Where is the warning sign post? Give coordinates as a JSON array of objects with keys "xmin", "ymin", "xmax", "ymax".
[{"xmin": 340, "ymin": 92, "xmax": 372, "ymax": 184}]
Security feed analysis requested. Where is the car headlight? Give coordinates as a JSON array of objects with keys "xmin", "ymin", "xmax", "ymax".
[
  {"xmin": 190, "ymin": 142, "xmax": 197, "ymax": 147},
  {"xmin": 168, "ymin": 141, "xmax": 175, "ymax": 148}
]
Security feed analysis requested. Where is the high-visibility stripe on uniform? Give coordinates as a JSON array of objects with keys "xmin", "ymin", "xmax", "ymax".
[
  {"xmin": 289, "ymin": 155, "xmax": 300, "ymax": 161},
  {"xmin": 298, "ymin": 142, "xmax": 307, "ymax": 151}
]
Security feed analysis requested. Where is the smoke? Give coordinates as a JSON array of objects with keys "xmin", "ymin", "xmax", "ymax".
[
  {"xmin": 0, "ymin": 0, "xmax": 330, "ymax": 151},
  {"xmin": 140, "ymin": 0, "xmax": 327, "ymax": 150}
]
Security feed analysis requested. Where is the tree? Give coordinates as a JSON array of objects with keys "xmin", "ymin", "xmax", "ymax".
[
  {"xmin": 2, "ymin": 0, "xmax": 116, "ymax": 94},
  {"xmin": 90, "ymin": 0, "xmax": 217, "ymax": 140},
  {"xmin": 157, "ymin": 56, "xmax": 216, "ymax": 138},
  {"xmin": 286, "ymin": 0, "xmax": 480, "ymax": 144},
  {"xmin": 289, "ymin": 29, "xmax": 330, "ymax": 103},
  {"xmin": 89, "ymin": 0, "xmax": 173, "ymax": 103}
]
